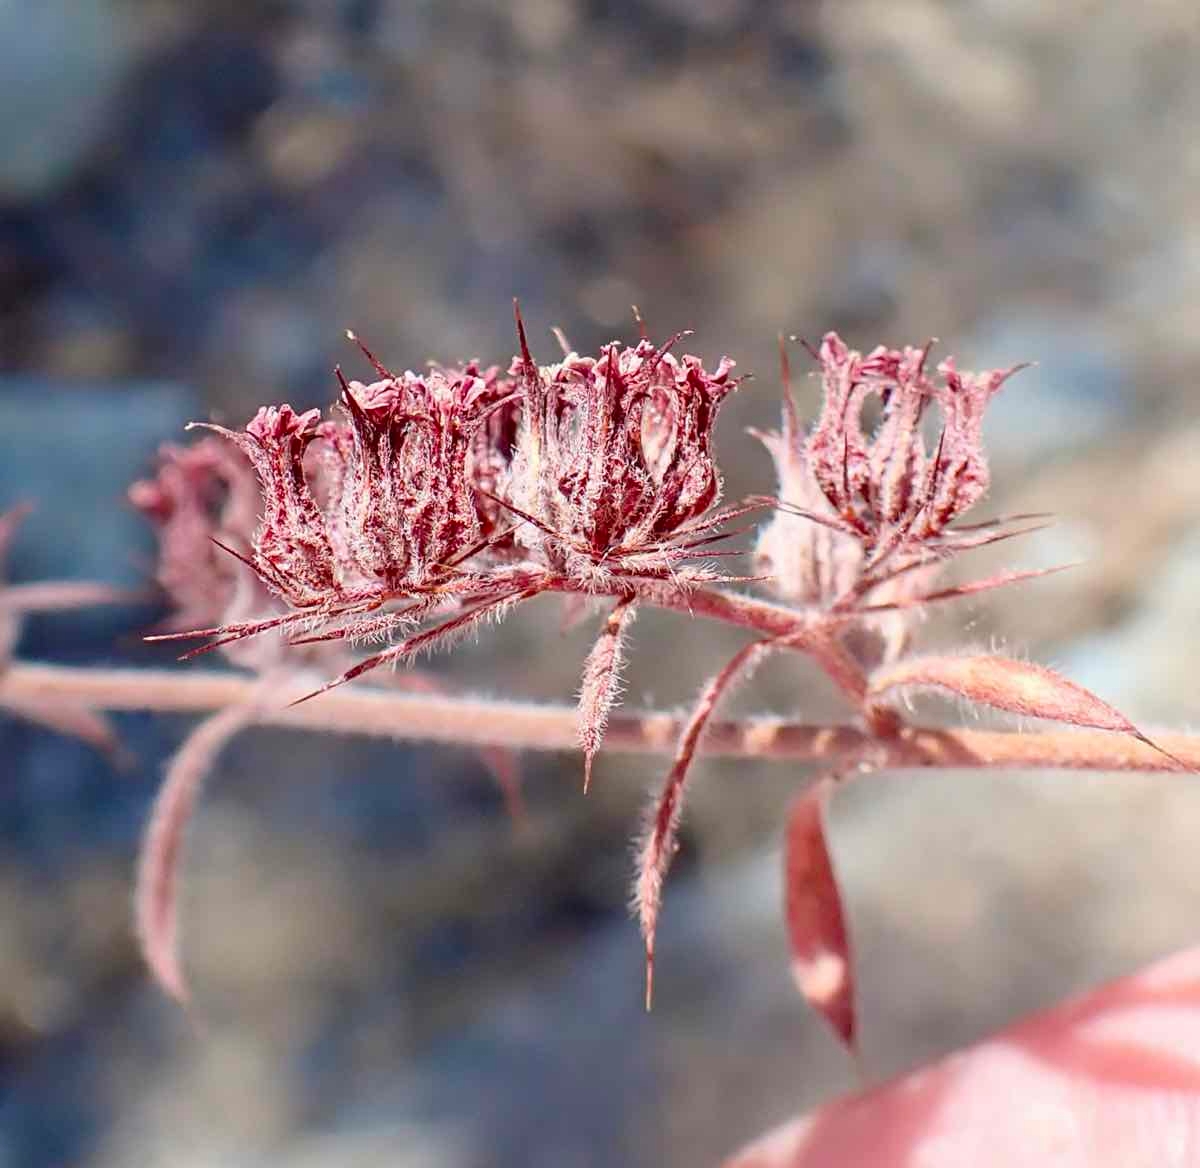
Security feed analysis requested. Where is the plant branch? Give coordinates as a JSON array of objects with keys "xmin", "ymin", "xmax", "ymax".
[
  {"xmin": 3, "ymin": 661, "xmax": 1197, "ymax": 774},
  {"xmin": 551, "ymin": 579, "xmax": 871, "ymax": 707},
  {"xmin": 570, "ymin": 579, "xmax": 823, "ymax": 642}
]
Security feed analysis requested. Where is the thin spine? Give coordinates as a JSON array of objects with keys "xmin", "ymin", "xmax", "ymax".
[{"xmin": 290, "ymin": 584, "xmax": 545, "ymax": 705}]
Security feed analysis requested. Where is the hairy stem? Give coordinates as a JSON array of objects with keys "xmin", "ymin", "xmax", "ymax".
[
  {"xmin": 4, "ymin": 662, "xmax": 1197, "ymax": 774},
  {"xmin": 552, "ymin": 579, "xmax": 871, "ymax": 707}
]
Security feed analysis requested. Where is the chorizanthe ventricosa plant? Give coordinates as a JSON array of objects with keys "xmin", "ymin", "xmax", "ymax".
[{"xmin": 126, "ymin": 301, "xmax": 1179, "ymax": 1033}]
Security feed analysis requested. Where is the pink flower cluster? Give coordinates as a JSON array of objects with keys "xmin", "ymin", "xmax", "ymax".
[
  {"xmin": 122, "ymin": 309, "xmax": 1188, "ymax": 1043},
  {"xmin": 754, "ymin": 333, "xmax": 1028, "ymax": 664},
  {"xmin": 508, "ymin": 322, "xmax": 740, "ymax": 584},
  {"xmin": 134, "ymin": 313, "xmax": 743, "ymax": 672}
]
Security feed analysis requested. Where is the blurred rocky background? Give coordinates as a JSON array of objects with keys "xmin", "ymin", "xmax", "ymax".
[{"xmin": 2, "ymin": 1, "xmax": 1200, "ymax": 1165}]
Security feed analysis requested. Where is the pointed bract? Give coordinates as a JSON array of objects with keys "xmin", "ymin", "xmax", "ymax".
[
  {"xmin": 0, "ymin": 693, "xmax": 129, "ymax": 769},
  {"xmin": 578, "ymin": 598, "xmax": 637, "ymax": 792}
]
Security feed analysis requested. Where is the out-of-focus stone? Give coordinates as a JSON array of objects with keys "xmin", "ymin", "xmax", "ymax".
[
  {"xmin": 0, "ymin": 0, "xmax": 142, "ymax": 201},
  {"xmin": 964, "ymin": 312, "xmax": 1128, "ymax": 465},
  {"xmin": 0, "ymin": 379, "xmax": 198, "ymax": 592}
]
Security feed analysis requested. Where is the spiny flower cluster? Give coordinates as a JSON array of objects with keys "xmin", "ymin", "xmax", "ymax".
[
  {"xmin": 142, "ymin": 314, "xmax": 741, "ymax": 679},
  {"xmin": 129, "ymin": 439, "xmax": 262, "ymax": 634},
  {"xmin": 141, "ymin": 312, "xmax": 1061, "ymax": 1008},
  {"xmin": 754, "ymin": 333, "xmax": 1029, "ymax": 664},
  {"xmin": 213, "ymin": 359, "xmax": 510, "ymax": 607},
  {"xmin": 508, "ymin": 317, "xmax": 740, "ymax": 585}
]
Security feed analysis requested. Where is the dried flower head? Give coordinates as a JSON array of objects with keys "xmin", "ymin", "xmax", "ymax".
[
  {"xmin": 207, "ymin": 403, "xmax": 338, "ymax": 611},
  {"xmin": 507, "ymin": 309, "xmax": 741, "ymax": 587},
  {"xmin": 326, "ymin": 354, "xmax": 519, "ymax": 595},
  {"xmin": 131, "ymin": 352, "xmax": 534, "ymax": 1001},
  {"xmin": 166, "ymin": 347, "xmax": 527, "ymax": 664},
  {"xmin": 129, "ymin": 438, "xmax": 263, "ymax": 633},
  {"xmin": 754, "ymin": 332, "xmax": 1029, "ymax": 661}
]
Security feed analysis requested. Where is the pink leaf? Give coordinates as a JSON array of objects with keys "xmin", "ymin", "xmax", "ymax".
[
  {"xmin": 136, "ymin": 703, "xmax": 256, "ymax": 1002},
  {"xmin": 724, "ymin": 942, "xmax": 1200, "ymax": 1168},
  {"xmin": 869, "ymin": 655, "xmax": 1182, "ymax": 766},
  {"xmin": 578, "ymin": 598, "xmax": 636, "ymax": 792},
  {"xmin": 785, "ymin": 777, "xmax": 855, "ymax": 1049}
]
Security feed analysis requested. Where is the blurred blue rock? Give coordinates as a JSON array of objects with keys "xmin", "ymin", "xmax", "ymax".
[
  {"xmin": 1057, "ymin": 526, "xmax": 1200, "ymax": 725},
  {"xmin": 0, "ymin": 378, "xmax": 197, "ymax": 856},
  {"xmin": 0, "ymin": 0, "xmax": 142, "ymax": 202},
  {"xmin": 964, "ymin": 313, "xmax": 1128, "ymax": 465},
  {"xmin": 0, "ymin": 378, "xmax": 198, "ymax": 598}
]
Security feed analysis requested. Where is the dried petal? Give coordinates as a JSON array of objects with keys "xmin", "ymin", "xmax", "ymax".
[
  {"xmin": 130, "ymin": 438, "xmax": 272, "ymax": 633},
  {"xmin": 805, "ymin": 333, "xmax": 872, "ymax": 523},
  {"xmin": 752, "ymin": 426, "xmax": 862, "ymax": 607},
  {"xmin": 922, "ymin": 359, "xmax": 1028, "ymax": 529},
  {"xmin": 197, "ymin": 405, "xmax": 338, "ymax": 609},
  {"xmin": 784, "ymin": 777, "xmax": 855, "ymax": 1048}
]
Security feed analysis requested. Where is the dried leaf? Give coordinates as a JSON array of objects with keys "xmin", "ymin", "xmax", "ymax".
[
  {"xmin": 0, "ymin": 503, "xmax": 33, "ymax": 561},
  {"xmin": 785, "ymin": 777, "xmax": 855, "ymax": 1048},
  {"xmin": 578, "ymin": 598, "xmax": 636, "ymax": 792},
  {"xmin": 0, "ymin": 693, "xmax": 130, "ymax": 768},
  {"xmin": 136, "ymin": 703, "xmax": 256, "ymax": 1001},
  {"xmin": 724, "ymin": 941, "xmax": 1200, "ymax": 1167},
  {"xmin": 635, "ymin": 640, "xmax": 770, "ymax": 1009},
  {"xmin": 869, "ymin": 655, "xmax": 1178, "ymax": 764}
]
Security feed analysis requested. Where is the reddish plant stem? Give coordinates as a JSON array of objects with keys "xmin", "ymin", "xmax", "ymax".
[
  {"xmin": 548, "ymin": 578, "xmax": 871, "ymax": 707},
  {"xmin": 4, "ymin": 662, "xmax": 1197, "ymax": 774}
]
